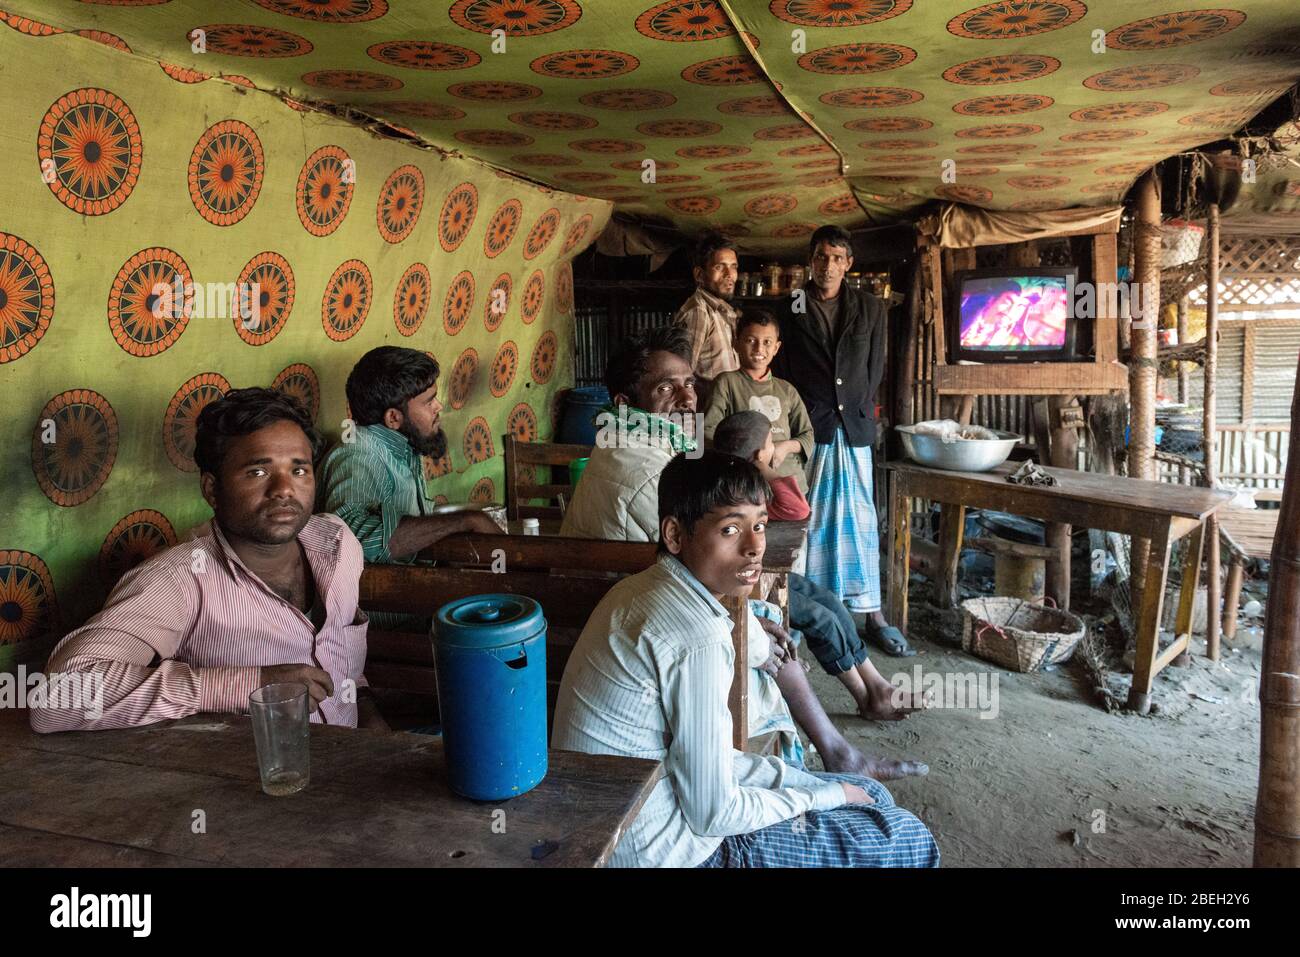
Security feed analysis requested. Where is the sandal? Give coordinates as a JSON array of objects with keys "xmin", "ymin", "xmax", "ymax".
[{"xmin": 861, "ymin": 619, "xmax": 916, "ymax": 658}]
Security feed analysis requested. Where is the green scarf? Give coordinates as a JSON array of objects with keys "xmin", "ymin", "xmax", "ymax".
[{"xmin": 596, "ymin": 403, "xmax": 698, "ymax": 453}]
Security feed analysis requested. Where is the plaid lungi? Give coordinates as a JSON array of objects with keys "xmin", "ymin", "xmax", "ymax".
[
  {"xmin": 698, "ymin": 772, "xmax": 940, "ymax": 868},
  {"xmin": 806, "ymin": 428, "xmax": 882, "ymax": 614}
]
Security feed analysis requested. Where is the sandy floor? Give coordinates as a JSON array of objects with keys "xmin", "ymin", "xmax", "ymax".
[{"xmin": 801, "ymin": 594, "xmax": 1264, "ymax": 868}]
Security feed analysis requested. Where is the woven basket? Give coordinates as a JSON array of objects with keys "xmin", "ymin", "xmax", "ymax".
[{"xmin": 960, "ymin": 597, "xmax": 1086, "ymax": 673}]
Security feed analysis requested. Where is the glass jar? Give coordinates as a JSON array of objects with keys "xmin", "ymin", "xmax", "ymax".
[
  {"xmin": 786, "ymin": 264, "xmax": 806, "ymax": 291},
  {"xmin": 846, "ymin": 272, "xmax": 863, "ymax": 290},
  {"xmin": 764, "ymin": 262, "xmax": 783, "ymax": 296}
]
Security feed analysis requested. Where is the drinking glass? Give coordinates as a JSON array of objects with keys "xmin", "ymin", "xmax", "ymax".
[{"xmin": 249, "ymin": 682, "xmax": 310, "ymax": 796}]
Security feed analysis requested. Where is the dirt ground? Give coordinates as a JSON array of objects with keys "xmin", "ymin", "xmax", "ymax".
[{"xmin": 801, "ymin": 589, "xmax": 1264, "ymax": 868}]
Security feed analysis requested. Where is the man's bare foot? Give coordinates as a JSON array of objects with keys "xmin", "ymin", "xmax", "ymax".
[
  {"xmin": 820, "ymin": 742, "xmax": 929, "ymax": 779},
  {"xmin": 857, "ymin": 692, "xmax": 927, "ymax": 722}
]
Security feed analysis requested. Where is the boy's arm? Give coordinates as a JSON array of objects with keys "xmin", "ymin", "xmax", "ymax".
[
  {"xmin": 783, "ymin": 382, "xmax": 816, "ymax": 461},
  {"xmin": 30, "ymin": 563, "xmax": 264, "ymax": 732},
  {"xmin": 701, "ymin": 374, "xmax": 735, "ymax": 441},
  {"xmin": 661, "ymin": 642, "xmax": 844, "ymax": 839}
]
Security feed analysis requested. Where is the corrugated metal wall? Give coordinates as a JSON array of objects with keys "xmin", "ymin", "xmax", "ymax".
[
  {"xmin": 1187, "ymin": 324, "xmax": 1244, "ymax": 423},
  {"xmin": 1253, "ymin": 324, "xmax": 1300, "ymax": 421}
]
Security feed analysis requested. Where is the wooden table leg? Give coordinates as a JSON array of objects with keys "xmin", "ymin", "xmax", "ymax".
[
  {"xmin": 722, "ymin": 594, "xmax": 748, "ymax": 751},
  {"xmin": 888, "ymin": 473, "xmax": 911, "ymax": 635},
  {"xmin": 1171, "ymin": 523, "xmax": 1204, "ymax": 667},
  {"xmin": 936, "ymin": 502, "xmax": 967, "ymax": 609},
  {"xmin": 1127, "ymin": 521, "xmax": 1173, "ymax": 714},
  {"xmin": 1222, "ymin": 555, "xmax": 1244, "ymax": 641}
]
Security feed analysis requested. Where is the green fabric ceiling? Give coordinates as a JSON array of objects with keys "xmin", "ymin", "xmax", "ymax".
[{"xmin": 3, "ymin": 1, "xmax": 1297, "ymax": 251}]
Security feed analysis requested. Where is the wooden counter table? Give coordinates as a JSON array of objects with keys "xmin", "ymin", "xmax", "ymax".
[
  {"xmin": 0, "ymin": 709, "xmax": 662, "ymax": 868},
  {"xmin": 1217, "ymin": 506, "xmax": 1280, "ymax": 639},
  {"xmin": 885, "ymin": 460, "xmax": 1232, "ymax": 713}
]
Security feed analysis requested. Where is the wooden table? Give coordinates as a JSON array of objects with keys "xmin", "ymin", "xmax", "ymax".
[
  {"xmin": 885, "ymin": 461, "xmax": 1232, "ymax": 713},
  {"xmin": 0, "ymin": 710, "xmax": 662, "ymax": 868},
  {"xmin": 1217, "ymin": 506, "xmax": 1280, "ymax": 639}
]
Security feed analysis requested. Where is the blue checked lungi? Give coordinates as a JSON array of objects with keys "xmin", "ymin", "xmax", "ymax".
[
  {"xmin": 806, "ymin": 428, "xmax": 882, "ymax": 614},
  {"xmin": 698, "ymin": 771, "xmax": 940, "ymax": 868}
]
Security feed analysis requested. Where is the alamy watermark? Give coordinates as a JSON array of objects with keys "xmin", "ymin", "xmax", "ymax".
[
  {"xmin": 594, "ymin": 406, "xmax": 703, "ymax": 459},
  {"xmin": 890, "ymin": 665, "xmax": 1000, "ymax": 720},
  {"xmin": 149, "ymin": 272, "xmax": 263, "ymax": 328},
  {"xmin": 1, "ymin": 666, "xmax": 104, "ymax": 720}
]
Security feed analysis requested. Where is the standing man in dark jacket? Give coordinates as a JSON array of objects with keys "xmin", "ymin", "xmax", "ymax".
[{"xmin": 772, "ymin": 225, "xmax": 912, "ymax": 657}]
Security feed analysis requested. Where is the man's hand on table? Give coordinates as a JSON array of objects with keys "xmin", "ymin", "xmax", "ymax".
[
  {"xmin": 258, "ymin": 664, "xmax": 334, "ymax": 712},
  {"xmin": 461, "ymin": 511, "xmax": 505, "ymax": 536}
]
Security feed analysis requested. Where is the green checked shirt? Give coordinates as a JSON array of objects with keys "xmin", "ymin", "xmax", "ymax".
[{"xmin": 317, "ymin": 424, "xmax": 432, "ymax": 566}]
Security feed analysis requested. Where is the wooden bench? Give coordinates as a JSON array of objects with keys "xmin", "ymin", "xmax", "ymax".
[
  {"xmin": 360, "ymin": 532, "xmax": 757, "ymax": 750},
  {"xmin": 502, "ymin": 436, "xmax": 593, "ymax": 522}
]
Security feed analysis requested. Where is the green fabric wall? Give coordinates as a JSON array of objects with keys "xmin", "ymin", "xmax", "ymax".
[{"xmin": 0, "ymin": 27, "xmax": 608, "ymax": 664}]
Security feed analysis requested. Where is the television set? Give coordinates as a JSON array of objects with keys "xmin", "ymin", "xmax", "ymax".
[{"xmin": 948, "ymin": 267, "xmax": 1086, "ymax": 364}]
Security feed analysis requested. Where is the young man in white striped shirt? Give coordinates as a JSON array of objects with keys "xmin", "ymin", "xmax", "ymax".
[{"xmin": 552, "ymin": 451, "xmax": 939, "ymax": 867}]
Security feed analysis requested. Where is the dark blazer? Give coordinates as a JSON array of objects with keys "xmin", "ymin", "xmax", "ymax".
[{"xmin": 771, "ymin": 285, "xmax": 887, "ymax": 448}]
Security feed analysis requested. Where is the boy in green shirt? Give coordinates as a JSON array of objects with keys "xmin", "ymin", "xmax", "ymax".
[{"xmin": 703, "ymin": 311, "xmax": 815, "ymax": 492}]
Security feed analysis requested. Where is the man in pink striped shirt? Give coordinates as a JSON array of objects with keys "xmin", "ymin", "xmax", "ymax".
[{"xmin": 31, "ymin": 388, "xmax": 379, "ymax": 733}]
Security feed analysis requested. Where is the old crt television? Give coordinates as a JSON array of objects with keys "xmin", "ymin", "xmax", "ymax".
[{"xmin": 948, "ymin": 267, "xmax": 1086, "ymax": 364}]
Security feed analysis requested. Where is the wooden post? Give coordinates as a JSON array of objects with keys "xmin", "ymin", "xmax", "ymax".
[
  {"xmin": 1253, "ymin": 348, "xmax": 1300, "ymax": 867},
  {"xmin": 936, "ymin": 503, "xmax": 966, "ymax": 608},
  {"xmin": 1177, "ymin": 297, "xmax": 1190, "ymax": 404},
  {"xmin": 1222, "ymin": 557, "xmax": 1244, "ymax": 640},
  {"xmin": 1046, "ymin": 396, "xmax": 1079, "ymax": 609},
  {"xmin": 895, "ymin": 255, "xmax": 921, "ymax": 430},
  {"xmin": 722, "ymin": 594, "xmax": 748, "ymax": 752},
  {"xmin": 1129, "ymin": 172, "xmax": 1162, "ymax": 614},
  {"xmin": 1204, "ymin": 202, "xmax": 1222, "ymax": 661},
  {"xmin": 888, "ymin": 471, "xmax": 912, "ymax": 634}
]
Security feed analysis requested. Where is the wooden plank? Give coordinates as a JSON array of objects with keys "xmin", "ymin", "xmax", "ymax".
[
  {"xmin": 722, "ymin": 595, "xmax": 748, "ymax": 752},
  {"xmin": 885, "ymin": 461, "xmax": 1232, "ymax": 528},
  {"xmin": 1219, "ymin": 508, "xmax": 1280, "ymax": 560},
  {"xmin": 888, "ymin": 471, "xmax": 912, "ymax": 634},
  {"xmin": 359, "ymin": 565, "xmax": 613, "ymax": 627},
  {"xmin": 1173, "ymin": 524, "xmax": 1204, "ymax": 640},
  {"xmin": 1127, "ymin": 521, "xmax": 1174, "ymax": 714},
  {"xmin": 1242, "ymin": 322, "xmax": 1256, "ymax": 425},
  {"xmin": 935, "ymin": 361, "xmax": 1129, "ymax": 396},
  {"xmin": 421, "ymin": 534, "xmax": 656, "ymax": 573},
  {"xmin": 935, "ymin": 502, "xmax": 966, "ymax": 609},
  {"xmin": 1153, "ymin": 632, "xmax": 1191, "ymax": 673},
  {"xmin": 1093, "ymin": 231, "xmax": 1119, "ymax": 363},
  {"xmin": 0, "ymin": 710, "xmax": 661, "ymax": 869}
]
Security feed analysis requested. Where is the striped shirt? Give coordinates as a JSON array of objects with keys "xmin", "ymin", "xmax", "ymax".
[
  {"xmin": 317, "ymin": 424, "xmax": 431, "ymax": 564},
  {"xmin": 552, "ymin": 554, "xmax": 845, "ymax": 868},
  {"xmin": 30, "ymin": 514, "xmax": 368, "ymax": 733},
  {"xmin": 673, "ymin": 287, "xmax": 741, "ymax": 381}
]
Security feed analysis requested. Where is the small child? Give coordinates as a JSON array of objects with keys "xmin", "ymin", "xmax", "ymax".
[
  {"xmin": 713, "ymin": 411, "xmax": 927, "ymax": 722},
  {"xmin": 704, "ymin": 310, "xmax": 814, "ymax": 493}
]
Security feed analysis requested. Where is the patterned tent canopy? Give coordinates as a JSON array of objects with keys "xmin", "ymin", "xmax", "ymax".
[{"xmin": 2, "ymin": 0, "xmax": 1298, "ymax": 250}]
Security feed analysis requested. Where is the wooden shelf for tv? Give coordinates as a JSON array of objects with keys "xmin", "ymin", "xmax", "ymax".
[
  {"xmin": 924, "ymin": 226, "xmax": 1126, "ymax": 398},
  {"xmin": 935, "ymin": 360, "xmax": 1129, "ymax": 396}
]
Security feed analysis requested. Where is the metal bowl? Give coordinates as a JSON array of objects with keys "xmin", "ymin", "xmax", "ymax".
[{"xmin": 896, "ymin": 426, "xmax": 1021, "ymax": 473}]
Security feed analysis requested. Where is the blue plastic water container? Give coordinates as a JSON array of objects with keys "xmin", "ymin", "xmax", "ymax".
[
  {"xmin": 433, "ymin": 594, "xmax": 548, "ymax": 801},
  {"xmin": 557, "ymin": 385, "xmax": 609, "ymax": 446}
]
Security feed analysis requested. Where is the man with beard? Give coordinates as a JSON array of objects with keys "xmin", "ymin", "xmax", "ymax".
[
  {"xmin": 32, "ymin": 389, "xmax": 379, "ymax": 732},
  {"xmin": 319, "ymin": 347, "xmax": 501, "ymax": 569},
  {"xmin": 673, "ymin": 232, "xmax": 742, "ymax": 403}
]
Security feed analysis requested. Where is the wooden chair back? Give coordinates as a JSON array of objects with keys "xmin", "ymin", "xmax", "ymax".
[
  {"xmin": 502, "ymin": 436, "xmax": 594, "ymax": 521},
  {"xmin": 360, "ymin": 532, "xmax": 751, "ymax": 749}
]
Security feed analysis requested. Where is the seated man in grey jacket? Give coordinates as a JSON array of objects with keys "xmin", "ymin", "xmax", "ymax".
[{"xmin": 552, "ymin": 451, "xmax": 939, "ymax": 868}]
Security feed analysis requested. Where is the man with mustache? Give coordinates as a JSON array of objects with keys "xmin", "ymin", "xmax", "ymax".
[
  {"xmin": 318, "ymin": 347, "xmax": 501, "ymax": 575},
  {"xmin": 672, "ymin": 232, "xmax": 742, "ymax": 404},
  {"xmin": 32, "ymin": 388, "xmax": 377, "ymax": 731},
  {"xmin": 563, "ymin": 328, "xmax": 925, "ymax": 779}
]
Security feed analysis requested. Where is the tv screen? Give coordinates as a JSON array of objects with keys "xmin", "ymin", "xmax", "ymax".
[{"xmin": 959, "ymin": 274, "xmax": 1071, "ymax": 352}]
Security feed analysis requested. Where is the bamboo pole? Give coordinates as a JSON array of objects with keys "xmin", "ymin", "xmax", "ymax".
[
  {"xmin": 1177, "ymin": 297, "xmax": 1190, "ymax": 404},
  {"xmin": 1129, "ymin": 172, "xmax": 1161, "ymax": 616},
  {"xmin": 1203, "ymin": 203, "xmax": 1222, "ymax": 661},
  {"xmin": 1253, "ymin": 348, "xmax": 1300, "ymax": 867}
]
